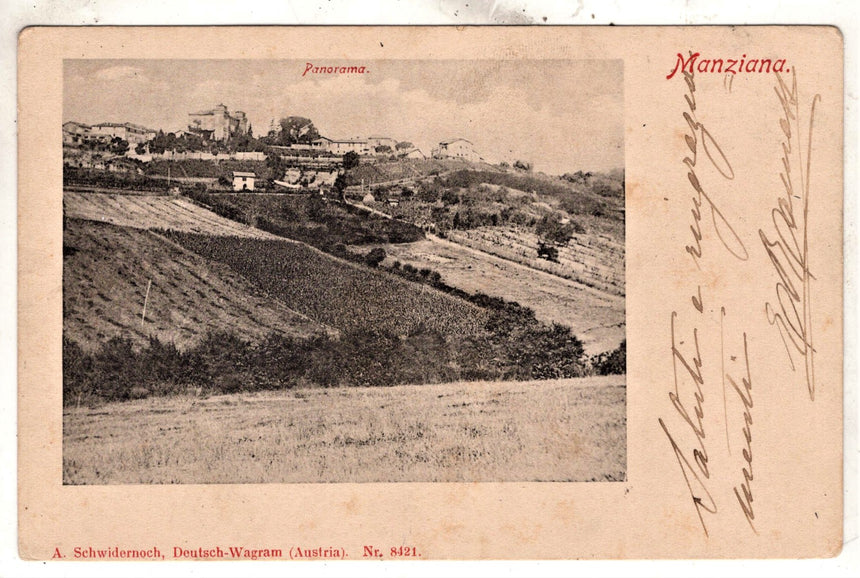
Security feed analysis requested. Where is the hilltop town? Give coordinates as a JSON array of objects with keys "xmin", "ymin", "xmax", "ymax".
[{"xmin": 64, "ymin": 103, "xmax": 484, "ymax": 194}]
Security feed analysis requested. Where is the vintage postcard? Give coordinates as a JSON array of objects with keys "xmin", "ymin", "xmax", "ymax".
[{"xmin": 18, "ymin": 26, "xmax": 843, "ymax": 559}]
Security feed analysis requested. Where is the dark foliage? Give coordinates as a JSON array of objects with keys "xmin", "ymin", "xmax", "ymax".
[
  {"xmin": 364, "ymin": 247, "xmax": 386, "ymax": 267},
  {"xmin": 183, "ymin": 190, "xmax": 424, "ymax": 248},
  {"xmin": 64, "ymin": 309, "xmax": 589, "ymax": 405},
  {"xmin": 537, "ymin": 242, "xmax": 559, "ymax": 262},
  {"xmin": 342, "ymin": 151, "xmax": 360, "ymax": 170},
  {"xmin": 63, "ymin": 166, "xmax": 165, "ymax": 192},
  {"xmin": 592, "ymin": 340, "xmax": 626, "ymax": 375}
]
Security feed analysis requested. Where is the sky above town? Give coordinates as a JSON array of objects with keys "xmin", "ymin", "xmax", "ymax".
[{"xmin": 64, "ymin": 59, "xmax": 623, "ymax": 175}]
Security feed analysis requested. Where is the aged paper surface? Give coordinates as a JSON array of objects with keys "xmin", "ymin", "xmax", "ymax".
[{"xmin": 19, "ymin": 26, "xmax": 842, "ymax": 559}]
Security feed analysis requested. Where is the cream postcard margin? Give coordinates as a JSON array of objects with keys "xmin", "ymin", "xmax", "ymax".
[{"xmin": 18, "ymin": 26, "xmax": 843, "ymax": 559}]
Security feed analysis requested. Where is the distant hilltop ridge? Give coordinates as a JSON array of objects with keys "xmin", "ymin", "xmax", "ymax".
[{"xmin": 64, "ymin": 106, "xmax": 485, "ymax": 164}]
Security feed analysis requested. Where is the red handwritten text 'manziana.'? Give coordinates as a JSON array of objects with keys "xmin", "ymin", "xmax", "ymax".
[{"xmin": 667, "ymin": 52, "xmax": 789, "ymax": 80}]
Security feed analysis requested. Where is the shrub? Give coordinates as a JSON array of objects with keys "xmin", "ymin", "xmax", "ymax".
[
  {"xmin": 537, "ymin": 242, "xmax": 559, "ymax": 262},
  {"xmin": 593, "ymin": 340, "xmax": 626, "ymax": 375},
  {"xmin": 365, "ymin": 247, "xmax": 386, "ymax": 267}
]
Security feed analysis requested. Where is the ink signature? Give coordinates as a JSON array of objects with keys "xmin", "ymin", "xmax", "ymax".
[{"xmin": 759, "ymin": 70, "xmax": 820, "ymax": 401}]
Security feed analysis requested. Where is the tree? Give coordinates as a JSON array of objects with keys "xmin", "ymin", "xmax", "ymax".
[
  {"xmin": 333, "ymin": 173, "xmax": 348, "ymax": 200},
  {"xmin": 342, "ymin": 151, "xmax": 360, "ymax": 170},
  {"xmin": 110, "ymin": 137, "xmax": 129, "ymax": 155},
  {"xmin": 513, "ymin": 159, "xmax": 532, "ymax": 172},
  {"xmin": 265, "ymin": 152, "xmax": 286, "ymax": 181},
  {"xmin": 277, "ymin": 116, "xmax": 320, "ymax": 145},
  {"xmin": 395, "ymin": 141, "xmax": 414, "ymax": 150},
  {"xmin": 535, "ymin": 214, "xmax": 575, "ymax": 246},
  {"xmin": 375, "ymin": 145, "xmax": 392, "ymax": 154}
]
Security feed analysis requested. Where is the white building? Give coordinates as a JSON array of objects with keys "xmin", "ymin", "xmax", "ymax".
[
  {"xmin": 90, "ymin": 122, "xmax": 156, "ymax": 144},
  {"xmin": 232, "ymin": 171, "xmax": 256, "ymax": 191},
  {"xmin": 62, "ymin": 121, "xmax": 93, "ymax": 146},
  {"xmin": 432, "ymin": 138, "xmax": 481, "ymax": 162},
  {"xmin": 311, "ymin": 136, "xmax": 371, "ymax": 155}
]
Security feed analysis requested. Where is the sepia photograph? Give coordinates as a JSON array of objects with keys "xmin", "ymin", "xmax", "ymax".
[
  {"xmin": 61, "ymin": 58, "xmax": 626, "ymax": 484},
  {"xmin": 15, "ymin": 22, "xmax": 847, "ymax": 562}
]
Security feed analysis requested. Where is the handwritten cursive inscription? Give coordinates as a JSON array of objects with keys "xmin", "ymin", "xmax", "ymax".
[
  {"xmin": 660, "ymin": 55, "xmax": 764, "ymax": 539},
  {"xmin": 724, "ymin": 327, "xmax": 756, "ymax": 533},
  {"xmin": 659, "ymin": 311, "xmax": 717, "ymax": 536},
  {"xmin": 758, "ymin": 69, "xmax": 819, "ymax": 400},
  {"xmin": 679, "ymin": 59, "xmax": 749, "ymax": 269}
]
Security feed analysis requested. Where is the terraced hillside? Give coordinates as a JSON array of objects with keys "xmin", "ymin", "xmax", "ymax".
[
  {"xmin": 377, "ymin": 236, "xmax": 624, "ymax": 355},
  {"xmin": 447, "ymin": 226, "xmax": 625, "ymax": 296},
  {"xmin": 63, "ymin": 217, "xmax": 333, "ymax": 351}
]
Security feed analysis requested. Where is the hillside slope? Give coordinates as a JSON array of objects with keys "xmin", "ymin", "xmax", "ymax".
[
  {"xmin": 162, "ymin": 230, "xmax": 490, "ymax": 339},
  {"xmin": 64, "ymin": 191, "xmax": 280, "ymax": 239},
  {"xmin": 63, "ymin": 218, "xmax": 333, "ymax": 351}
]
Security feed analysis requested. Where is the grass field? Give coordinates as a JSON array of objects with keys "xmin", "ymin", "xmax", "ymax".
[{"xmin": 63, "ymin": 375, "xmax": 626, "ymax": 484}]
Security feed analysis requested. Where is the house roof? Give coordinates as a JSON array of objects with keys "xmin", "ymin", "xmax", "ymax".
[
  {"xmin": 439, "ymin": 138, "xmax": 473, "ymax": 146},
  {"xmin": 92, "ymin": 122, "xmax": 155, "ymax": 132},
  {"xmin": 232, "ymin": 171, "xmax": 256, "ymax": 178}
]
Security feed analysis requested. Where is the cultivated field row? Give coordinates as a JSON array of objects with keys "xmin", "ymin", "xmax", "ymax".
[
  {"xmin": 165, "ymin": 231, "xmax": 490, "ymax": 339},
  {"xmin": 447, "ymin": 226, "xmax": 625, "ymax": 296},
  {"xmin": 377, "ymin": 237, "xmax": 625, "ymax": 355}
]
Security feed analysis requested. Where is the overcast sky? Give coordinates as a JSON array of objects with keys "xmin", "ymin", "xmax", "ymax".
[{"xmin": 64, "ymin": 59, "xmax": 623, "ymax": 175}]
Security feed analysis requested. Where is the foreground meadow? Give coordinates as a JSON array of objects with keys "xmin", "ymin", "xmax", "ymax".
[{"xmin": 63, "ymin": 376, "xmax": 626, "ymax": 484}]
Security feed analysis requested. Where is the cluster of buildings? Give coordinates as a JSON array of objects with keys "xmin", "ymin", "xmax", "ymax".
[
  {"xmin": 306, "ymin": 135, "xmax": 425, "ymax": 158},
  {"xmin": 63, "ymin": 121, "xmax": 157, "ymax": 147},
  {"xmin": 64, "ymin": 103, "xmax": 487, "ymax": 192},
  {"xmin": 431, "ymin": 138, "xmax": 482, "ymax": 162},
  {"xmin": 65, "ymin": 102, "xmax": 484, "ymax": 163},
  {"xmin": 305, "ymin": 136, "xmax": 482, "ymax": 162}
]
